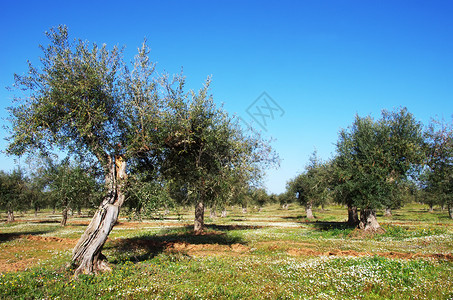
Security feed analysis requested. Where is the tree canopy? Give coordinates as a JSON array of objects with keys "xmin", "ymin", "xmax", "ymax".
[
  {"xmin": 6, "ymin": 25, "xmax": 277, "ymax": 274},
  {"xmin": 287, "ymin": 151, "xmax": 331, "ymax": 219},
  {"xmin": 421, "ymin": 118, "xmax": 453, "ymax": 218},
  {"xmin": 333, "ymin": 108, "xmax": 424, "ymax": 230}
]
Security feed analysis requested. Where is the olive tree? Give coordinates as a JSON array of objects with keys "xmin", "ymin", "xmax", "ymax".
[
  {"xmin": 287, "ymin": 152, "xmax": 331, "ymax": 219},
  {"xmin": 334, "ymin": 108, "xmax": 424, "ymax": 231},
  {"xmin": 161, "ymin": 80, "xmax": 278, "ymax": 232},
  {"xmin": 0, "ymin": 169, "xmax": 28, "ymax": 222},
  {"xmin": 422, "ymin": 118, "xmax": 453, "ymax": 218},
  {"xmin": 46, "ymin": 159, "xmax": 100, "ymax": 226},
  {"xmin": 6, "ymin": 26, "xmax": 174, "ymax": 275}
]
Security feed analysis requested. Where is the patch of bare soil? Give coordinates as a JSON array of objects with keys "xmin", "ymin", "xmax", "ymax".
[
  {"xmin": 0, "ymin": 235, "xmax": 77, "ymax": 273},
  {"xmin": 112, "ymin": 237, "xmax": 250, "ymax": 258},
  {"xmin": 347, "ymin": 228, "xmax": 386, "ymax": 239},
  {"xmin": 167, "ymin": 242, "xmax": 249, "ymax": 256},
  {"xmin": 287, "ymin": 247, "xmax": 453, "ymax": 261},
  {"xmin": 23, "ymin": 235, "xmax": 75, "ymax": 244},
  {"xmin": 115, "ymin": 221, "xmax": 190, "ymax": 228}
]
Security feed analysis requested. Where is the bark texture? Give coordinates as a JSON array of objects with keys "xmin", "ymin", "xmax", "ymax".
[
  {"xmin": 71, "ymin": 156, "xmax": 126, "ymax": 276},
  {"xmin": 210, "ymin": 206, "xmax": 217, "ymax": 218},
  {"xmin": 7, "ymin": 210, "xmax": 14, "ymax": 222},
  {"xmin": 305, "ymin": 203, "xmax": 314, "ymax": 219},
  {"xmin": 61, "ymin": 207, "xmax": 68, "ymax": 226},
  {"xmin": 347, "ymin": 205, "xmax": 359, "ymax": 226},
  {"xmin": 220, "ymin": 208, "xmax": 227, "ymax": 218},
  {"xmin": 449, "ymin": 204, "xmax": 453, "ymax": 219},
  {"xmin": 384, "ymin": 207, "xmax": 392, "ymax": 217},
  {"xmin": 359, "ymin": 208, "xmax": 382, "ymax": 232},
  {"xmin": 194, "ymin": 201, "xmax": 205, "ymax": 233}
]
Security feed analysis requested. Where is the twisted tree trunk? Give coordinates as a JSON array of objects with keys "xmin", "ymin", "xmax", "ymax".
[
  {"xmin": 194, "ymin": 201, "xmax": 205, "ymax": 233},
  {"xmin": 7, "ymin": 209, "xmax": 14, "ymax": 222},
  {"xmin": 61, "ymin": 206, "xmax": 68, "ymax": 226},
  {"xmin": 347, "ymin": 204, "xmax": 359, "ymax": 226},
  {"xmin": 359, "ymin": 208, "xmax": 381, "ymax": 232},
  {"xmin": 448, "ymin": 204, "xmax": 453, "ymax": 219},
  {"xmin": 384, "ymin": 207, "xmax": 392, "ymax": 217},
  {"xmin": 210, "ymin": 205, "xmax": 217, "ymax": 218},
  {"xmin": 305, "ymin": 202, "xmax": 314, "ymax": 219},
  {"xmin": 71, "ymin": 155, "xmax": 126, "ymax": 276},
  {"xmin": 242, "ymin": 203, "xmax": 247, "ymax": 214}
]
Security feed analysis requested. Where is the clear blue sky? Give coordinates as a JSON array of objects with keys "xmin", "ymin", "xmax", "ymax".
[{"xmin": 1, "ymin": 0, "xmax": 452, "ymax": 194}]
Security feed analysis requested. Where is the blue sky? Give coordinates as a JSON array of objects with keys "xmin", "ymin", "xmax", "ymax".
[{"xmin": 1, "ymin": 0, "xmax": 452, "ymax": 194}]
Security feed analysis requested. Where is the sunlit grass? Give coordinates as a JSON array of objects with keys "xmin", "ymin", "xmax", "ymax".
[{"xmin": 0, "ymin": 203, "xmax": 452, "ymax": 299}]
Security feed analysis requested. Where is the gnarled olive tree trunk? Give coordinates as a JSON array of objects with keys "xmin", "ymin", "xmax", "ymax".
[
  {"xmin": 194, "ymin": 201, "xmax": 205, "ymax": 233},
  {"xmin": 305, "ymin": 202, "xmax": 314, "ymax": 219},
  {"xmin": 61, "ymin": 206, "xmax": 68, "ymax": 226},
  {"xmin": 359, "ymin": 208, "xmax": 381, "ymax": 232},
  {"xmin": 7, "ymin": 209, "xmax": 14, "ymax": 222},
  {"xmin": 210, "ymin": 205, "xmax": 217, "ymax": 218},
  {"xmin": 242, "ymin": 203, "xmax": 248, "ymax": 214},
  {"xmin": 347, "ymin": 204, "xmax": 359, "ymax": 226},
  {"xmin": 71, "ymin": 156, "xmax": 126, "ymax": 276}
]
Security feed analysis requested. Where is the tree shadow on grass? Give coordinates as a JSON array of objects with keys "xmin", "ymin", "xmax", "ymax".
[
  {"xmin": 309, "ymin": 221, "xmax": 356, "ymax": 231},
  {"xmin": 106, "ymin": 224, "xmax": 250, "ymax": 264},
  {"xmin": 0, "ymin": 230, "xmax": 58, "ymax": 243},
  {"xmin": 205, "ymin": 224, "xmax": 264, "ymax": 231},
  {"xmin": 29, "ymin": 219, "xmax": 62, "ymax": 224},
  {"xmin": 281, "ymin": 215, "xmax": 306, "ymax": 220}
]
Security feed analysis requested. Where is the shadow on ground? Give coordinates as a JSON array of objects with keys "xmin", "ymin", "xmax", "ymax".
[
  {"xmin": 106, "ymin": 225, "xmax": 251, "ymax": 263},
  {"xmin": 309, "ymin": 221, "xmax": 356, "ymax": 231},
  {"xmin": 0, "ymin": 230, "xmax": 58, "ymax": 243}
]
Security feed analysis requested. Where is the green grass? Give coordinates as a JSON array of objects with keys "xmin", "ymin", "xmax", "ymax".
[
  {"xmin": 0, "ymin": 203, "xmax": 452, "ymax": 299},
  {"xmin": 1, "ymin": 255, "xmax": 452, "ymax": 299}
]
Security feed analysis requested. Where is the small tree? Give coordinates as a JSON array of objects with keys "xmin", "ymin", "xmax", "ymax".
[
  {"xmin": 161, "ymin": 80, "xmax": 277, "ymax": 232},
  {"xmin": 46, "ymin": 159, "xmax": 100, "ymax": 226},
  {"xmin": 0, "ymin": 169, "xmax": 28, "ymax": 222},
  {"xmin": 250, "ymin": 188, "xmax": 269, "ymax": 212},
  {"xmin": 422, "ymin": 118, "xmax": 453, "ymax": 218},
  {"xmin": 287, "ymin": 152, "xmax": 331, "ymax": 219}
]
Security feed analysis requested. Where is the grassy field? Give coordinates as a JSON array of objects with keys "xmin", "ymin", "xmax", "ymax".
[{"xmin": 0, "ymin": 203, "xmax": 452, "ymax": 299}]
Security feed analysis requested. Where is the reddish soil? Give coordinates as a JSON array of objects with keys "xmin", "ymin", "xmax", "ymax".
[
  {"xmin": 1, "ymin": 233, "xmax": 451, "ymax": 274},
  {"xmin": 112, "ymin": 237, "xmax": 250, "ymax": 258},
  {"xmin": 287, "ymin": 247, "xmax": 453, "ymax": 261},
  {"xmin": 0, "ymin": 235, "xmax": 77, "ymax": 273}
]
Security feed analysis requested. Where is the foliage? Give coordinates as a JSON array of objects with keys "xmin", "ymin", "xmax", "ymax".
[
  {"xmin": 124, "ymin": 171, "xmax": 173, "ymax": 220},
  {"xmin": 421, "ymin": 118, "xmax": 453, "ymax": 215},
  {"xmin": 160, "ymin": 78, "xmax": 278, "ymax": 222},
  {"xmin": 45, "ymin": 158, "xmax": 101, "ymax": 215},
  {"xmin": 287, "ymin": 151, "xmax": 331, "ymax": 212},
  {"xmin": 0, "ymin": 169, "xmax": 28, "ymax": 220},
  {"xmin": 333, "ymin": 108, "xmax": 424, "ymax": 213}
]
